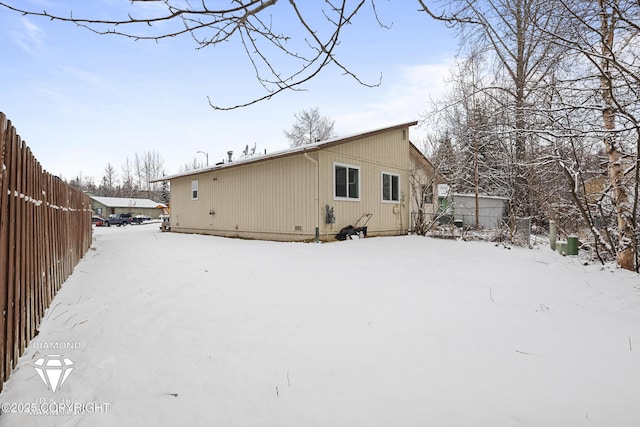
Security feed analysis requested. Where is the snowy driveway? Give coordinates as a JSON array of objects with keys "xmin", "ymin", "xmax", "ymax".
[{"xmin": 0, "ymin": 224, "xmax": 639, "ymax": 426}]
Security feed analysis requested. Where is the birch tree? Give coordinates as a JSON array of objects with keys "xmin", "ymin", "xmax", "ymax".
[{"xmin": 544, "ymin": 0, "xmax": 640, "ymax": 270}]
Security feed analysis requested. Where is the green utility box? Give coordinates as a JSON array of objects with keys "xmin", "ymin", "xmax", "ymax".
[{"xmin": 566, "ymin": 236, "xmax": 579, "ymax": 256}]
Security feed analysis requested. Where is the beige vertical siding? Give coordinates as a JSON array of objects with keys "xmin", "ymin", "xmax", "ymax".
[
  {"xmin": 317, "ymin": 127, "xmax": 410, "ymax": 239},
  {"xmin": 169, "ymin": 124, "xmax": 416, "ymax": 241},
  {"xmin": 171, "ymin": 154, "xmax": 317, "ymax": 240}
]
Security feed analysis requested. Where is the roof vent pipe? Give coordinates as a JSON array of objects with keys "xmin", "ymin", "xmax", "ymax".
[{"xmin": 227, "ymin": 151, "xmax": 233, "ymax": 163}]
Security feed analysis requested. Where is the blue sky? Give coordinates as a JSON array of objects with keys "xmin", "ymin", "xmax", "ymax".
[{"xmin": 0, "ymin": 1, "xmax": 457, "ymax": 182}]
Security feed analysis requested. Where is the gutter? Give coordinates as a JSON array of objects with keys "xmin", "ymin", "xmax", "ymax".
[{"xmin": 304, "ymin": 152, "xmax": 320, "ymax": 242}]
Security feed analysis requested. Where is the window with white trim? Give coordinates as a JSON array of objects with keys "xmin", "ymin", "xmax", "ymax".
[
  {"xmin": 191, "ymin": 179, "xmax": 199, "ymax": 200},
  {"xmin": 382, "ymin": 172, "xmax": 400, "ymax": 202},
  {"xmin": 334, "ymin": 163, "xmax": 360, "ymax": 200}
]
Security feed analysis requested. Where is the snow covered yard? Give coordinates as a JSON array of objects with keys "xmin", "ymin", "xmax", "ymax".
[{"xmin": 0, "ymin": 224, "xmax": 638, "ymax": 426}]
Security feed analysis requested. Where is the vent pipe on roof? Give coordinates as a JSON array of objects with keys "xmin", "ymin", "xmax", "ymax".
[{"xmin": 227, "ymin": 151, "xmax": 233, "ymax": 163}]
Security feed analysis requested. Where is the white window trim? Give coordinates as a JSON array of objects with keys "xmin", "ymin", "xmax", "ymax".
[
  {"xmin": 191, "ymin": 179, "xmax": 199, "ymax": 200},
  {"xmin": 333, "ymin": 162, "xmax": 361, "ymax": 201},
  {"xmin": 381, "ymin": 171, "xmax": 400, "ymax": 203}
]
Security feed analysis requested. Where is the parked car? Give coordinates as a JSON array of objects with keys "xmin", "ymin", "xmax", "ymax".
[
  {"xmin": 92, "ymin": 216, "xmax": 105, "ymax": 227},
  {"xmin": 106, "ymin": 213, "xmax": 132, "ymax": 227},
  {"xmin": 131, "ymin": 215, "xmax": 151, "ymax": 224}
]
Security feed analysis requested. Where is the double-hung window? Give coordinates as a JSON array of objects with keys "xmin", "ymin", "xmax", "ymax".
[
  {"xmin": 191, "ymin": 179, "xmax": 199, "ymax": 200},
  {"xmin": 334, "ymin": 163, "xmax": 360, "ymax": 200},
  {"xmin": 382, "ymin": 172, "xmax": 400, "ymax": 202}
]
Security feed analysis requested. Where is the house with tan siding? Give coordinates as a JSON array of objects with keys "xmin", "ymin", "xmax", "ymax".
[
  {"xmin": 89, "ymin": 195, "xmax": 168, "ymax": 219},
  {"xmin": 158, "ymin": 121, "xmax": 440, "ymax": 241}
]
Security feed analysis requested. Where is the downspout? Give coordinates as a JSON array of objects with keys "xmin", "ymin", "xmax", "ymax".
[{"xmin": 304, "ymin": 152, "xmax": 320, "ymax": 242}]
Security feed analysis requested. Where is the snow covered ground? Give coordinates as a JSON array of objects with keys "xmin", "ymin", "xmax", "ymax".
[{"xmin": 0, "ymin": 224, "xmax": 638, "ymax": 426}]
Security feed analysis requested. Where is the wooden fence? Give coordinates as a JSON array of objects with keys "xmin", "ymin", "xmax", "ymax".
[{"xmin": 0, "ymin": 112, "xmax": 93, "ymax": 392}]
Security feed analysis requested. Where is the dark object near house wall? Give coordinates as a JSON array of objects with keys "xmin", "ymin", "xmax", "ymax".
[
  {"xmin": 325, "ymin": 205, "xmax": 335, "ymax": 224},
  {"xmin": 336, "ymin": 225, "xmax": 368, "ymax": 241},
  {"xmin": 335, "ymin": 213, "xmax": 373, "ymax": 240}
]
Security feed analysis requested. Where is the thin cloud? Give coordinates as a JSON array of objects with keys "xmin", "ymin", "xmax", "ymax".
[
  {"xmin": 11, "ymin": 18, "xmax": 46, "ymax": 53},
  {"xmin": 334, "ymin": 60, "xmax": 454, "ymax": 141},
  {"xmin": 60, "ymin": 65, "xmax": 115, "ymax": 90}
]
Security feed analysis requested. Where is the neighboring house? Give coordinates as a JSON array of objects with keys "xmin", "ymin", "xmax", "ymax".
[
  {"xmin": 158, "ymin": 121, "xmax": 439, "ymax": 242},
  {"xmin": 89, "ymin": 196, "xmax": 168, "ymax": 219}
]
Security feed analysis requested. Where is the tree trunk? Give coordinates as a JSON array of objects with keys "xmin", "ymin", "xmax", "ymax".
[
  {"xmin": 513, "ymin": 1, "xmax": 530, "ymax": 220},
  {"xmin": 599, "ymin": 0, "xmax": 635, "ymax": 270}
]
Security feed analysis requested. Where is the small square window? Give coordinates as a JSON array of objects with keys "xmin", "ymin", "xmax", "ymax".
[{"xmin": 191, "ymin": 179, "xmax": 199, "ymax": 200}]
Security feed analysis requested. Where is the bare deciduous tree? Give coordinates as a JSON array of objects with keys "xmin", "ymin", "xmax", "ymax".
[
  {"xmin": 5, "ymin": 0, "xmax": 640, "ymax": 270},
  {"xmin": 99, "ymin": 163, "xmax": 118, "ymax": 196},
  {"xmin": 120, "ymin": 157, "xmax": 137, "ymax": 198},
  {"xmin": 284, "ymin": 107, "xmax": 336, "ymax": 147},
  {"xmin": 0, "ymin": 0, "xmax": 381, "ymax": 110},
  {"xmin": 142, "ymin": 149, "xmax": 165, "ymax": 198},
  {"xmin": 409, "ymin": 148, "xmax": 443, "ymax": 235},
  {"xmin": 542, "ymin": 0, "xmax": 640, "ymax": 270},
  {"xmin": 179, "ymin": 156, "xmax": 206, "ymax": 173},
  {"xmin": 418, "ymin": 0, "xmax": 565, "ymax": 220}
]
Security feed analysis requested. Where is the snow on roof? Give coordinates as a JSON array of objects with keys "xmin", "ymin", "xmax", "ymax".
[
  {"xmin": 155, "ymin": 121, "xmax": 418, "ymax": 182},
  {"xmin": 90, "ymin": 196, "xmax": 167, "ymax": 209},
  {"xmin": 452, "ymin": 193, "xmax": 511, "ymax": 201},
  {"xmin": 438, "ymin": 184, "xmax": 451, "ymax": 197}
]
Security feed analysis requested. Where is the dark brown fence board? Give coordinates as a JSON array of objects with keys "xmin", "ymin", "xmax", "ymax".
[
  {"xmin": 0, "ymin": 112, "xmax": 92, "ymax": 392},
  {"xmin": 6, "ymin": 124, "xmax": 17, "ymax": 375},
  {"xmin": 13, "ymin": 137, "xmax": 23, "ymax": 365},
  {"xmin": 34, "ymin": 162, "xmax": 44, "ymax": 335},
  {"xmin": 18, "ymin": 140, "xmax": 26, "ymax": 357},
  {"xmin": 0, "ymin": 112, "xmax": 8, "ymax": 386}
]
